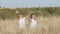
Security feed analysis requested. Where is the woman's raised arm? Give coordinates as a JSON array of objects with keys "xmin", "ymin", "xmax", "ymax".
[{"xmin": 16, "ymin": 11, "xmax": 20, "ymax": 20}]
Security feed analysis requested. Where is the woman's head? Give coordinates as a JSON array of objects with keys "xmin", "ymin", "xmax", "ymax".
[{"xmin": 30, "ymin": 14, "xmax": 36, "ymax": 19}]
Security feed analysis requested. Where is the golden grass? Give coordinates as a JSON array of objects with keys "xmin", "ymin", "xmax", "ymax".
[{"xmin": 0, "ymin": 16, "xmax": 60, "ymax": 34}]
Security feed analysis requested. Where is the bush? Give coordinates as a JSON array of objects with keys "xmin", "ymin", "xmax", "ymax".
[{"xmin": 0, "ymin": 7, "xmax": 60, "ymax": 19}]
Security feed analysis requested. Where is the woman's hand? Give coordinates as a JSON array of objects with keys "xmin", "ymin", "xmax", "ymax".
[
  {"xmin": 16, "ymin": 11, "xmax": 20, "ymax": 20},
  {"xmin": 16, "ymin": 11, "xmax": 19, "ymax": 14}
]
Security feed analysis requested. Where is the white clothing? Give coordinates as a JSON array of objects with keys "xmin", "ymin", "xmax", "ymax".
[
  {"xmin": 30, "ymin": 19, "xmax": 37, "ymax": 29},
  {"xmin": 18, "ymin": 17, "xmax": 26, "ymax": 29}
]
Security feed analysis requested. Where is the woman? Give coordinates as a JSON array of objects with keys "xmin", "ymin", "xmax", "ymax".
[
  {"xmin": 16, "ymin": 11, "xmax": 26, "ymax": 30},
  {"xmin": 30, "ymin": 14, "xmax": 37, "ymax": 29}
]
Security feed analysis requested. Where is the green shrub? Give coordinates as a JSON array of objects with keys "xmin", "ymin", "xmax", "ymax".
[{"xmin": 0, "ymin": 7, "xmax": 60, "ymax": 19}]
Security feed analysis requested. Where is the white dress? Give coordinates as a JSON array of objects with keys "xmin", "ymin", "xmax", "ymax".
[
  {"xmin": 18, "ymin": 17, "xmax": 26, "ymax": 29},
  {"xmin": 30, "ymin": 19, "xmax": 37, "ymax": 29}
]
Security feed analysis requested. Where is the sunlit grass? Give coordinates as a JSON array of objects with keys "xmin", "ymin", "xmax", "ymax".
[{"xmin": 0, "ymin": 16, "xmax": 60, "ymax": 34}]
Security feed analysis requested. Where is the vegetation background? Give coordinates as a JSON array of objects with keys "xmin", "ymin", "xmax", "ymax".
[
  {"xmin": 0, "ymin": 7, "xmax": 60, "ymax": 20},
  {"xmin": 0, "ymin": 7, "xmax": 60, "ymax": 34}
]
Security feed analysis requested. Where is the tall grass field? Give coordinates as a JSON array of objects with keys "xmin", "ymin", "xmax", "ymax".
[{"xmin": 0, "ymin": 7, "xmax": 60, "ymax": 34}]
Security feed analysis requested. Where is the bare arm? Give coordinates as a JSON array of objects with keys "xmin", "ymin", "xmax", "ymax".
[
  {"xmin": 25, "ymin": 15, "xmax": 31, "ymax": 23},
  {"xmin": 16, "ymin": 11, "xmax": 20, "ymax": 20}
]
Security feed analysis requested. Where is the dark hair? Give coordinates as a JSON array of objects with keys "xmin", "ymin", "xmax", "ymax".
[{"xmin": 30, "ymin": 14, "xmax": 34, "ymax": 19}]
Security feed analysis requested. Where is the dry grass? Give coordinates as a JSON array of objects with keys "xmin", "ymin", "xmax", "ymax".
[{"xmin": 0, "ymin": 16, "xmax": 60, "ymax": 34}]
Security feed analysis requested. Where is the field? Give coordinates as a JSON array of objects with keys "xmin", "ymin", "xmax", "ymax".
[
  {"xmin": 0, "ymin": 16, "xmax": 60, "ymax": 34},
  {"xmin": 0, "ymin": 7, "xmax": 60, "ymax": 34}
]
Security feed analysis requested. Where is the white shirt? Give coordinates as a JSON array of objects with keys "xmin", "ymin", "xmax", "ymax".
[
  {"xmin": 18, "ymin": 17, "xmax": 26, "ymax": 29},
  {"xmin": 30, "ymin": 19, "xmax": 37, "ymax": 29}
]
